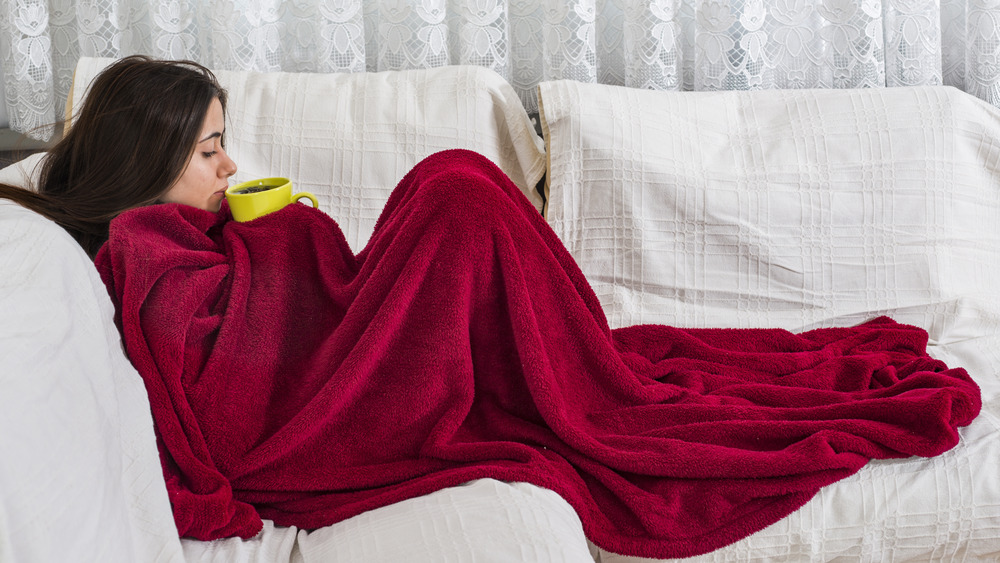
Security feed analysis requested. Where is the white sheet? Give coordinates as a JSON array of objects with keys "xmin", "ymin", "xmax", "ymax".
[{"xmin": 538, "ymin": 81, "xmax": 1000, "ymax": 561}]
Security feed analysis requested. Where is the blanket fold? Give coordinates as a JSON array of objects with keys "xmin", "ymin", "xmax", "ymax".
[{"xmin": 96, "ymin": 149, "xmax": 981, "ymax": 558}]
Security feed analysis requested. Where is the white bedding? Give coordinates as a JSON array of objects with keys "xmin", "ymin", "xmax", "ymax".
[{"xmin": 538, "ymin": 81, "xmax": 1000, "ymax": 561}]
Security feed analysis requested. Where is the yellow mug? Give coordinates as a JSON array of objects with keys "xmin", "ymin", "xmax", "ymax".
[{"xmin": 225, "ymin": 177, "xmax": 318, "ymax": 222}]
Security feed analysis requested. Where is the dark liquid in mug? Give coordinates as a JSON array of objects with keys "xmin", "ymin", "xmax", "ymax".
[{"xmin": 233, "ymin": 185, "xmax": 275, "ymax": 195}]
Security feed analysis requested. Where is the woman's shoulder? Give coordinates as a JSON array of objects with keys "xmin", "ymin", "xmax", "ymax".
[
  {"xmin": 113, "ymin": 202, "xmax": 226, "ymax": 232},
  {"xmin": 107, "ymin": 203, "xmax": 230, "ymax": 255}
]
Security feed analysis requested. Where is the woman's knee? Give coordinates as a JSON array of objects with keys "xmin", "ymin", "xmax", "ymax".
[{"xmin": 409, "ymin": 151, "xmax": 516, "ymax": 215}]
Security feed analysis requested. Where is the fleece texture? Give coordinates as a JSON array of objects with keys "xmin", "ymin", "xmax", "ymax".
[{"xmin": 96, "ymin": 149, "xmax": 981, "ymax": 559}]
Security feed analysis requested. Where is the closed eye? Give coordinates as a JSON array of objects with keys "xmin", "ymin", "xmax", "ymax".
[{"xmin": 198, "ymin": 131, "xmax": 225, "ymax": 157}]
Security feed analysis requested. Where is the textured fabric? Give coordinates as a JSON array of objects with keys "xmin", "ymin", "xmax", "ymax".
[
  {"xmin": 539, "ymin": 82, "xmax": 1000, "ymax": 339},
  {"xmin": 0, "ymin": 201, "xmax": 185, "ymax": 563},
  {"xmin": 180, "ymin": 482, "xmax": 596, "ymax": 563},
  {"xmin": 538, "ymin": 81, "xmax": 1000, "ymax": 561},
  {"xmin": 96, "ymin": 149, "xmax": 978, "ymax": 559},
  {"xmin": 290, "ymin": 480, "xmax": 594, "ymax": 563},
  {"xmin": 1, "ymin": 0, "xmax": 997, "ymax": 140}
]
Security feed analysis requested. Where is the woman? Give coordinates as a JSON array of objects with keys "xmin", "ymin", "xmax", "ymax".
[
  {"xmin": 2, "ymin": 56, "xmax": 982, "ymax": 559},
  {"xmin": 0, "ymin": 55, "xmax": 235, "ymax": 257}
]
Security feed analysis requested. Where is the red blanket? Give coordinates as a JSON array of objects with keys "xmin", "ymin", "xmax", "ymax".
[{"xmin": 96, "ymin": 149, "xmax": 981, "ymax": 558}]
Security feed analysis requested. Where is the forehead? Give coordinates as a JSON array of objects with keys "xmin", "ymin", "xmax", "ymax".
[{"xmin": 199, "ymin": 98, "xmax": 225, "ymax": 136}]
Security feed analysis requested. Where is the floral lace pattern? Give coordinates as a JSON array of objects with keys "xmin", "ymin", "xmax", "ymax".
[{"xmin": 1, "ymin": 0, "xmax": 997, "ymax": 140}]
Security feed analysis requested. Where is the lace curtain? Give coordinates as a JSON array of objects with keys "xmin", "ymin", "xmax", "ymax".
[{"xmin": 2, "ymin": 0, "xmax": 998, "ymax": 140}]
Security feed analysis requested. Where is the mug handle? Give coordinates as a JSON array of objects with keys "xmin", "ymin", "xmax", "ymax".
[{"xmin": 293, "ymin": 192, "xmax": 319, "ymax": 208}]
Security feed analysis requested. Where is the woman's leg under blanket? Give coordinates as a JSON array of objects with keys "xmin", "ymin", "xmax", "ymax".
[
  {"xmin": 346, "ymin": 148, "xmax": 976, "ymax": 471},
  {"xmin": 239, "ymin": 148, "xmax": 977, "ymax": 558}
]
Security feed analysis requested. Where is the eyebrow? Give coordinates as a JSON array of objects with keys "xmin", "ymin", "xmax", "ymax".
[{"xmin": 199, "ymin": 131, "xmax": 223, "ymax": 143}]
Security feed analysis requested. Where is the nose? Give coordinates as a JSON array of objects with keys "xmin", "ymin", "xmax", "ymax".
[{"xmin": 221, "ymin": 150, "xmax": 237, "ymax": 177}]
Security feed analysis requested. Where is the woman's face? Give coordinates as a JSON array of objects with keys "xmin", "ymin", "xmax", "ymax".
[{"xmin": 160, "ymin": 97, "xmax": 237, "ymax": 212}]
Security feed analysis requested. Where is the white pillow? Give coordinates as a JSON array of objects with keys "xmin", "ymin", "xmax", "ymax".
[
  {"xmin": 538, "ymin": 82, "xmax": 1000, "ymax": 340},
  {"xmin": 0, "ymin": 199, "xmax": 185, "ymax": 562},
  {"xmin": 70, "ymin": 58, "xmax": 547, "ymax": 252}
]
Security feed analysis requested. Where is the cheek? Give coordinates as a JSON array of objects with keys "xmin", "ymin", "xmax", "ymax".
[
  {"xmin": 182, "ymin": 162, "xmax": 215, "ymax": 193},
  {"xmin": 163, "ymin": 162, "xmax": 214, "ymax": 207}
]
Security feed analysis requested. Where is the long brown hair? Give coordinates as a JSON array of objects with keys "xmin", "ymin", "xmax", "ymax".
[{"xmin": 0, "ymin": 55, "xmax": 227, "ymax": 257}]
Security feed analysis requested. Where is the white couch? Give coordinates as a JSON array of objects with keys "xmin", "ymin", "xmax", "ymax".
[{"xmin": 1, "ymin": 58, "xmax": 998, "ymax": 562}]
